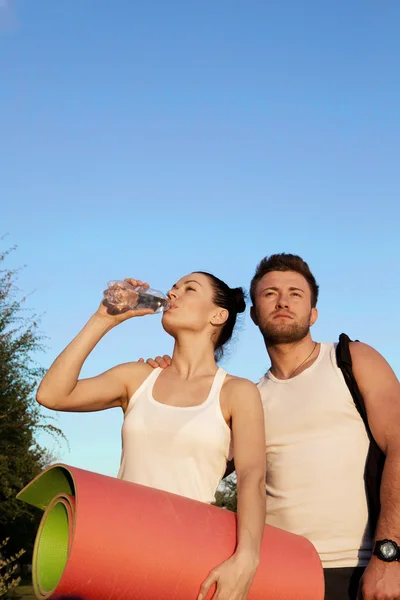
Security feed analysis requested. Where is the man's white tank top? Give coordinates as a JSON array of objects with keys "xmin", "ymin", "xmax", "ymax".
[
  {"xmin": 257, "ymin": 342, "xmax": 372, "ymax": 568},
  {"xmin": 117, "ymin": 367, "xmax": 231, "ymax": 504}
]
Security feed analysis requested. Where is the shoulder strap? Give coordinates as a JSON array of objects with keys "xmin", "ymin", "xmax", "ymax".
[
  {"xmin": 336, "ymin": 332, "xmax": 385, "ymax": 536},
  {"xmin": 335, "ymin": 333, "xmax": 372, "ymax": 439},
  {"xmin": 212, "ymin": 367, "xmax": 228, "ymax": 395},
  {"xmin": 126, "ymin": 367, "xmax": 162, "ymax": 411}
]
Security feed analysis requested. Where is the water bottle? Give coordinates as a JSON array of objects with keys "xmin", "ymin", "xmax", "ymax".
[{"xmin": 103, "ymin": 280, "xmax": 170, "ymax": 314}]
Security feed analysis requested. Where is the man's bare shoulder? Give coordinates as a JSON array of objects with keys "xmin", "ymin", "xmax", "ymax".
[{"xmin": 349, "ymin": 341, "xmax": 394, "ymax": 374}]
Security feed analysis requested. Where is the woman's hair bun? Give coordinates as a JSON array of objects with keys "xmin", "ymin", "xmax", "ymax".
[
  {"xmin": 231, "ymin": 287, "xmax": 246, "ymax": 314},
  {"xmin": 193, "ymin": 271, "xmax": 247, "ymax": 361}
]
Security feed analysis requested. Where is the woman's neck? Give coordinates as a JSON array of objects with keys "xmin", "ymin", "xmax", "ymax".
[{"xmin": 169, "ymin": 335, "xmax": 218, "ymax": 379}]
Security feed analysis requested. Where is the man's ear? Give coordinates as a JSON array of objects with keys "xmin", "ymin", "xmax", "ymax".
[
  {"xmin": 211, "ymin": 308, "xmax": 229, "ymax": 326},
  {"xmin": 250, "ymin": 305, "xmax": 258, "ymax": 326},
  {"xmin": 310, "ymin": 307, "xmax": 318, "ymax": 327}
]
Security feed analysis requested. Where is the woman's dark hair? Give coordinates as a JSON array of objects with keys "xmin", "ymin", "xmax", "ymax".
[{"xmin": 196, "ymin": 272, "xmax": 246, "ymax": 361}]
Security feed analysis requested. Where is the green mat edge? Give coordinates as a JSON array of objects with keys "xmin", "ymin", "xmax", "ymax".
[
  {"xmin": 17, "ymin": 465, "xmax": 76, "ymax": 599},
  {"xmin": 16, "ymin": 464, "xmax": 75, "ymax": 511},
  {"xmin": 34, "ymin": 498, "xmax": 71, "ymax": 595}
]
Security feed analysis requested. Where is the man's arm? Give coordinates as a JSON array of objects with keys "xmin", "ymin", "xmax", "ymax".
[{"xmin": 350, "ymin": 342, "xmax": 400, "ymax": 600}]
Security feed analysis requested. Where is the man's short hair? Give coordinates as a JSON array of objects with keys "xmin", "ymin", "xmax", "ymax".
[{"xmin": 250, "ymin": 253, "xmax": 319, "ymax": 308}]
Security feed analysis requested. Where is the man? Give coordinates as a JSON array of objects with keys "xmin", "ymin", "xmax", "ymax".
[{"xmin": 144, "ymin": 253, "xmax": 400, "ymax": 600}]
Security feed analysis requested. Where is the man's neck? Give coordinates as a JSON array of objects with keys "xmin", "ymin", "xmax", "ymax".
[{"xmin": 266, "ymin": 335, "xmax": 320, "ymax": 380}]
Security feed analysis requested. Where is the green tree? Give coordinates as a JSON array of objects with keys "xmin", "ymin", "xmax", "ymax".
[
  {"xmin": 0, "ymin": 538, "xmax": 25, "ymax": 597},
  {"xmin": 0, "ymin": 246, "xmax": 64, "ymax": 564},
  {"xmin": 214, "ymin": 475, "xmax": 238, "ymax": 512}
]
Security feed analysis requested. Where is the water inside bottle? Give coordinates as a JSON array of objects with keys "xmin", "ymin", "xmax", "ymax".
[
  {"xmin": 103, "ymin": 282, "xmax": 169, "ymax": 314},
  {"xmin": 135, "ymin": 290, "xmax": 169, "ymax": 313}
]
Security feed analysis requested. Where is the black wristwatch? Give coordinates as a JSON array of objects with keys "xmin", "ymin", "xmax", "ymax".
[{"xmin": 373, "ymin": 539, "xmax": 400, "ymax": 562}]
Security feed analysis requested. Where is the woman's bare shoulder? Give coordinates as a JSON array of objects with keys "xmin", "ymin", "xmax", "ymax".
[
  {"xmin": 113, "ymin": 361, "xmax": 156, "ymax": 407},
  {"xmin": 223, "ymin": 373, "xmax": 257, "ymax": 389},
  {"xmin": 112, "ymin": 360, "xmax": 154, "ymax": 380},
  {"xmin": 221, "ymin": 374, "xmax": 260, "ymax": 401}
]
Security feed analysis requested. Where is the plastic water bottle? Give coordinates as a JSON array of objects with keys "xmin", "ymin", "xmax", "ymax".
[{"xmin": 103, "ymin": 281, "xmax": 170, "ymax": 314}]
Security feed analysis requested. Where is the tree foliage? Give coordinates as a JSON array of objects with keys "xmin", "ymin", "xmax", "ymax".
[
  {"xmin": 0, "ymin": 246, "xmax": 64, "ymax": 562},
  {"xmin": 214, "ymin": 476, "xmax": 238, "ymax": 512},
  {"xmin": 0, "ymin": 538, "xmax": 25, "ymax": 597}
]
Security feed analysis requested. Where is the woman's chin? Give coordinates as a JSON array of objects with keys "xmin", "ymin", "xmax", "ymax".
[{"xmin": 161, "ymin": 316, "xmax": 177, "ymax": 336}]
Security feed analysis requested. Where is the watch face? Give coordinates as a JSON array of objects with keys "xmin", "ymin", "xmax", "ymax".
[{"xmin": 381, "ymin": 542, "xmax": 397, "ymax": 560}]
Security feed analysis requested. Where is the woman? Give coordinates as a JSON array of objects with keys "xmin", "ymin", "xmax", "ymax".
[{"xmin": 37, "ymin": 272, "xmax": 266, "ymax": 600}]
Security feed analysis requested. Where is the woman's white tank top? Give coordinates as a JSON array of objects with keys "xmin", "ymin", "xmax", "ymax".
[{"xmin": 117, "ymin": 367, "xmax": 231, "ymax": 504}]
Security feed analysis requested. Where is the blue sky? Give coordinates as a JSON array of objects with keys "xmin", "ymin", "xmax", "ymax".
[{"xmin": 2, "ymin": 0, "xmax": 399, "ymax": 477}]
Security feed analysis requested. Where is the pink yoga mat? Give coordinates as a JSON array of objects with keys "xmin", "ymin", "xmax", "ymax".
[{"xmin": 17, "ymin": 464, "xmax": 324, "ymax": 599}]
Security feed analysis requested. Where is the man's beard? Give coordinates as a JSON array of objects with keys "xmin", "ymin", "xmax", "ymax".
[{"xmin": 259, "ymin": 313, "xmax": 311, "ymax": 345}]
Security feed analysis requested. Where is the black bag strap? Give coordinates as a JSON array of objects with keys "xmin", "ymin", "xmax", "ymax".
[
  {"xmin": 336, "ymin": 332, "xmax": 385, "ymax": 535},
  {"xmin": 336, "ymin": 333, "xmax": 373, "ymax": 441}
]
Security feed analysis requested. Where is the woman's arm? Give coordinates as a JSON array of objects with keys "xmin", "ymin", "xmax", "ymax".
[
  {"xmin": 198, "ymin": 378, "xmax": 266, "ymax": 600},
  {"xmin": 37, "ymin": 279, "xmax": 154, "ymax": 412},
  {"xmin": 229, "ymin": 378, "xmax": 266, "ymax": 560}
]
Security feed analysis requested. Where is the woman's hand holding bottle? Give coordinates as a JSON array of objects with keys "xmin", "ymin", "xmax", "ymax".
[{"xmin": 96, "ymin": 278, "xmax": 164, "ymax": 325}]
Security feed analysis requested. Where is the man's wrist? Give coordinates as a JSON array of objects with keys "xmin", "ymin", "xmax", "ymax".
[{"xmin": 373, "ymin": 539, "xmax": 400, "ymax": 562}]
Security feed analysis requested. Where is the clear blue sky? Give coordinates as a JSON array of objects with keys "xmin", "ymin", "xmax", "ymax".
[{"xmin": 2, "ymin": 0, "xmax": 399, "ymax": 476}]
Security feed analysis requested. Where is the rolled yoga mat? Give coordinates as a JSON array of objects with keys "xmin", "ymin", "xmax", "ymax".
[{"xmin": 17, "ymin": 464, "xmax": 324, "ymax": 600}]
